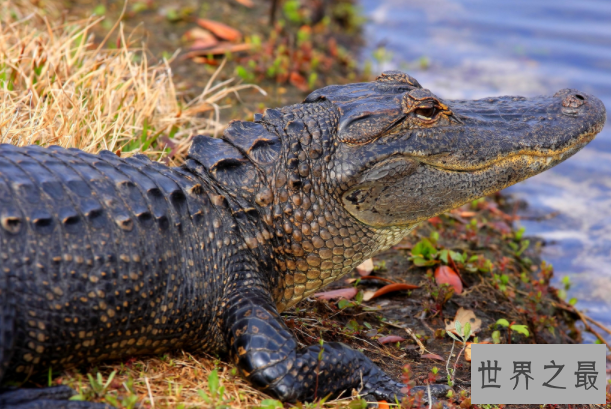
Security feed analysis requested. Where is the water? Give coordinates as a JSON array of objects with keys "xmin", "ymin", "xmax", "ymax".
[{"xmin": 360, "ymin": 0, "xmax": 611, "ymax": 337}]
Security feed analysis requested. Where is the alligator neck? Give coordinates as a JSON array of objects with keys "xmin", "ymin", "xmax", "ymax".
[{"xmin": 185, "ymin": 102, "xmax": 413, "ymax": 311}]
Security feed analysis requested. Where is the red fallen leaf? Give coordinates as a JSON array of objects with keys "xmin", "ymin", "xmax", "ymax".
[
  {"xmin": 362, "ymin": 283, "xmax": 419, "ymax": 301},
  {"xmin": 378, "ymin": 335, "xmax": 406, "ymax": 344},
  {"xmin": 289, "ymin": 71, "xmax": 309, "ymax": 92},
  {"xmin": 196, "ymin": 18, "xmax": 242, "ymax": 42},
  {"xmin": 313, "ymin": 287, "xmax": 357, "ymax": 300},
  {"xmin": 346, "ymin": 275, "xmax": 396, "ymax": 285},
  {"xmin": 356, "ymin": 258, "xmax": 373, "ymax": 276},
  {"xmin": 378, "ymin": 401, "xmax": 390, "ymax": 409},
  {"xmin": 428, "ymin": 216, "xmax": 442, "ymax": 226},
  {"xmin": 421, "ymin": 353, "xmax": 444, "ymax": 361},
  {"xmin": 459, "ymin": 211, "xmax": 476, "ymax": 218},
  {"xmin": 233, "ymin": 0, "xmax": 254, "ymax": 7},
  {"xmin": 435, "ymin": 265, "xmax": 463, "ymax": 294}
]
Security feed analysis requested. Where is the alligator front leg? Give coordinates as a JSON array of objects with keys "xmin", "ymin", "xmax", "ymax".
[{"xmin": 222, "ymin": 287, "xmax": 407, "ymax": 403}]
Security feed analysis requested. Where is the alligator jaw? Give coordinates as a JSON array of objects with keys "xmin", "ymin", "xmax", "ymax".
[{"xmin": 418, "ymin": 120, "xmax": 603, "ymax": 173}]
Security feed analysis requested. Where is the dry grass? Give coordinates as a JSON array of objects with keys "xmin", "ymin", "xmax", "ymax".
[
  {"xmin": 61, "ymin": 351, "xmax": 276, "ymax": 409},
  {"xmin": 0, "ymin": 0, "xmax": 262, "ymax": 165}
]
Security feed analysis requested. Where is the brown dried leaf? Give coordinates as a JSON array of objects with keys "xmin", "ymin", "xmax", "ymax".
[
  {"xmin": 356, "ymin": 258, "xmax": 373, "ymax": 276},
  {"xmin": 313, "ymin": 287, "xmax": 357, "ymax": 300},
  {"xmin": 362, "ymin": 283, "xmax": 419, "ymax": 302},
  {"xmin": 444, "ymin": 307, "xmax": 482, "ymax": 336},
  {"xmin": 196, "ymin": 18, "xmax": 242, "ymax": 42}
]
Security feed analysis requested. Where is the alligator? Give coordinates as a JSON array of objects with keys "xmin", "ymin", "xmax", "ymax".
[{"xmin": 0, "ymin": 71, "xmax": 606, "ymax": 409}]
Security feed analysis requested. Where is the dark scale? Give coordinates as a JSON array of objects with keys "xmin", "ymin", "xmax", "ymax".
[{"xmin": 0, "ymin": 72, "xmax": 606, "ymax": 408}]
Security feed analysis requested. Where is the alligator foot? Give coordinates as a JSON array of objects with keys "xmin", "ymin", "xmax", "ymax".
[
  {"xmin": 0, "ymin": 386, "xmax": 113, "ymax": 409},
  {"xmin": 223, "ymin": 286, "xmax": 431, "ymax": 403}
]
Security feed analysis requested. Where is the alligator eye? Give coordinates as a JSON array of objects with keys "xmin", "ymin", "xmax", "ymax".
[{"xmin": 414, "ymin": 107, "xmax": 438, "ymax": 119}]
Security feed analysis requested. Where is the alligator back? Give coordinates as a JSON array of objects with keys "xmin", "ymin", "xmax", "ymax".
[{"xmin": 0, "ymin": 145, "xmax": 235, "ymax": 380}]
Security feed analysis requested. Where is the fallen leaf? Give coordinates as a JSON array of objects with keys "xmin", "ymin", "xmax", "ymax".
[
  {"xmin": 189, "ymin": 38, "xmax": 219, "ymax": 51},
  {"xmin": 428, "ymin": 216, "xmax": 442, "ymax": 225},
  {"xmin": 378, "ymin": 335, "xmax": 406, "ymax": 344},
  {"xmin": 183, "ymin": 42, "xmax": 252, "ymax": 59},
  {"xmin": 377, "ymin": 401, "xmax": 389, "ymax": 409},
  {"xmin": 289, "ymin": 71, "xmax": 309, "ymax": 92},
  {"xmin": 445, "ymin": 307, "xmax": 482, "ymax": 336},
  {"xmin": 458, "ymin": 211, "xmax": 476, "ymax": 218},
  {"xmin": 233, "ymin": 0, "xmax": 254, "ymax": 7},
  {"xmin": 183, "ymin": 27, "xmax": 217, "ymax": 43},
  {"xmin": 421, "ymin": 353, "xmax": 444, "ymax": 361},
  {"xmin": 346, "ymin": 275, "xmax": 396, "ymax": 285},
  {"xmin": 362, "ymin": 283, "xmax": 419, "ymax": 301},
  {"xmin": 356, "ymin": 259, "xmax": 373, "ymax": 276},
  {"xmin": 313, "ymin": 287, "xmax": 357, "ymax": 300},
  {"xmin": 435, "ymin": 265, "xmax": 463, "ymax": 294},
  {"xmin": 196, "ymin": 18, "xmax": 242, "ymax": 41}
]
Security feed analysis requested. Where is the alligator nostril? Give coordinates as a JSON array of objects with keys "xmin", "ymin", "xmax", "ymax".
[{"xmin": 562, "ymin": 93, "xmax": 586, "ymax": 108}]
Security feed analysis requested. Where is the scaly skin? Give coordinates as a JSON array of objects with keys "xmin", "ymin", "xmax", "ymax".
[{"xmin": 0, "ymin": 71, "xmax": 606, "ymax": 408}]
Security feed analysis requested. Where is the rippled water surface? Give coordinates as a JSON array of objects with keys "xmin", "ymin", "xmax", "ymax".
[{"xmin": 360, "ymin": 0, "xmax": 611, "ymax": 336}]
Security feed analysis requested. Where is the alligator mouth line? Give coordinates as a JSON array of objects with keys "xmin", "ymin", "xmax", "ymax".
[{"xmin": 415, "ymin": 126, "xmax": 601, "ymax": 173}]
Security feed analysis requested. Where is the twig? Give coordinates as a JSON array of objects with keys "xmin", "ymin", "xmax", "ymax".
[
  {"xmin": 419, "ymin": 317, "xmax": 436, "ymax": 334},
  {"xmin": 575, "ymin": 309, "xmax": 611, "ymax": 352},
  {"xmin": 427, "ymin": 383, "xmax": 432, "ymax": 409},
  {"xmin": 584, "ymin": 315, "xmax": 611, "ymax": 338},
  {"xmin": 405, "ymin": 327, "xmax": 429, "ymax": 355},
  {"xmin": 145, "ymin": 376, "xmax": 155, "ymax": 409},
  {"xmin": 552, "ymin": 301, "xmax": 611, "ymax": 352}
]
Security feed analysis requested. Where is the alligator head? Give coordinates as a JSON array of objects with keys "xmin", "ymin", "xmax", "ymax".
[
  {"xmin": 306, "ymin": 71, "xmax": 606, "ymax": 228},
  {"xmin": 187, "ymin": 71, "xmax": 606, "ymax": 310}
]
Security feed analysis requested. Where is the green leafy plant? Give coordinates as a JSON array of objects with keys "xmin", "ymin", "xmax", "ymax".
[
  {"xmin": 197, "ymin": 368, "xmax": 234, "ymax": 408},
  {"xmin": 493, "ymin": 318, "xmax": 530, "ymax": 344},
  {"xmin": 444, "ymin": 320, "xmax": 471, "ymax": 387}
]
